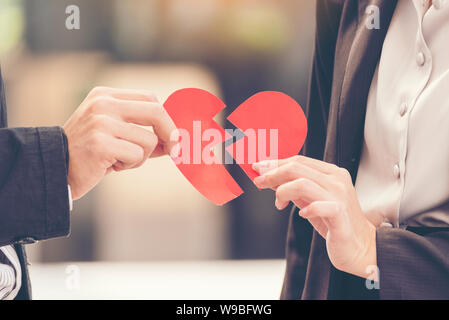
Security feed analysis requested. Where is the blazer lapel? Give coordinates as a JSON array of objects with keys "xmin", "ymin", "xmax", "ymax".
[
  {"xmin": 335, "ymin": 0, "xmax": 398, "ymax": 177},
  {"xmin": 0, "ymin": 68, "xmax": 7, "ymax": 128},
  {"xmin": 331, "ymin": 0, "xmax": 398, "ymax": 299},
  {"xmin": 303, "ymin": 0, "xmax": 398, "ymax": 300}
]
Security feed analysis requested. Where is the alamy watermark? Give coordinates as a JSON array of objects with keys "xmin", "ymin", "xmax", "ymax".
[
  {"xmin": 65, "ymin": 264, "xmax": 81, "ymax": 291},
  {"xmin": 65, "ymin": 5, "xmax": 80, "ymax": 30},
  {"xmin": 169, "ymin": 122, "xmax": 279, "ymax": 165},
  {"xmin": 365, "ymin": 265, "xmax": 380, "ymax": 290},
  {"xmin": 365, "ymin": 5, "xmax": 380, "ymax": 30}
]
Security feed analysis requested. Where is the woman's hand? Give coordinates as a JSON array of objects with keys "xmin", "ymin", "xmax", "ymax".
[{"xmin": 253, "ymin": 155, "xmax": 377, "ymax": 280}]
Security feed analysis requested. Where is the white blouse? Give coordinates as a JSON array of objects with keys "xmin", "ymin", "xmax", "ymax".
[{"xmin": 355, "ymin": 0, "xmax": 449, "ymax": 227}]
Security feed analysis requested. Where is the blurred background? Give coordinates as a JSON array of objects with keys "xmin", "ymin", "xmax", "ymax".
[{"xmin": 0, "ymin": 0, "xmax": 315, "ymax": 299}]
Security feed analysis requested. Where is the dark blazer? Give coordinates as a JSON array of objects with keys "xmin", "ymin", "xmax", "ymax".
[
  {"xmin": 281, "ymin": 0, "xmax": 449, "ymax": 300},
  {"xmin": 0, "ymin": 68, "xmax": 71, "ymax": 300}
]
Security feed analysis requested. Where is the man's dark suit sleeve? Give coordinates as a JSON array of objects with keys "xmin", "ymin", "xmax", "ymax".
[
  {"xmin": 281, "ymin": 0, "xmax": 343, "ymax": 300},
  {"xmin": 0, "ymin": 76, "xmax": 70, "ymax": 247},
  {"xmin": 0, "ymin": 127, "xmax": 70, "ymax": 247}
]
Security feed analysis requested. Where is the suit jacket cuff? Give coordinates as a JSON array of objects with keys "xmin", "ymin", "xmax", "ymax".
[
  {"xmin": 35, "ymin": 126, "xmax": 70, "ymax": 239},
  {"xmin": 376, "ymin": 226, "xmax": 403, "ymax": 299}
]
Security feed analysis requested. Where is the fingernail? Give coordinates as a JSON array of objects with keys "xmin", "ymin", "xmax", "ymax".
[
  {"xmin": 299, "ymin": 207, "xmax": 308, "ymax": 217},
  {"xmin": 170, "ymin": 129, "xmax": 180, "ymax": 142},
  {"xmin": 171, "ymin": 143, "xmax": 181, "ymax": 158},
  {"xmin": 260, "ymin": 166, "xmax": 276, "ymax": 176},
  {"xmin": 252, "ymin": 162, "xmax": 262, "ymax": 172},
  {"xmin": 253, "ymin": 160, "xmax": 270, "ymax": 171},
  {"xmin": 170, "ymin": 143, "xmax": 181, "ymax": 159},
  {"xmin": 275, "ymin": 198, "xmax": 281, "ymax": 210},
  {"xmin": 254, "ymin": 160, "xmax": 279, "ymax": 175},
  {"xmin": 254, "ymin": 175, "xmax": 265, "ymax": 187}
]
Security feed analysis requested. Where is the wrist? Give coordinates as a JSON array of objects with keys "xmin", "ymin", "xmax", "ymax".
[{"xmin": 353, "ymin": 223, "xmax": 378, "ymax": 281}]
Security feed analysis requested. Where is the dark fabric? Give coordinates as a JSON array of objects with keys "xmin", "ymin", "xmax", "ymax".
[
  {"xmin": 282, "ymin": 0, "xmax": 449, "ymax": 299},
  {"xmin": 0, "ymin": 249, "xmax": 13, "ymax": 267},
  {"xmin": 14, "ymin": 244, "xmax": 32, "ymax": 300},
  {"xmin": 377, "ymin": 227, "xmax": 449, "ymax": 299},
  {"xmin": 339, "ymin": 272, "xmax": 379, "ymax": 300},
  {"xmin": 0, "ymin": 67, "xmax": 71, "ymax": 300}
]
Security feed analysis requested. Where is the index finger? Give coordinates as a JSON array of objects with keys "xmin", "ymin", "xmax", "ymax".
[
  {"xmin": 88, "ymin": 87, "xmax": 160, "ymax": 103},
  {"xmin": 254, "ymin": 155, "xmax": 338, "ymax": 175},
  {"xmin": 110, "ymin": 99, "xmax": 179, "ymax": 154}
]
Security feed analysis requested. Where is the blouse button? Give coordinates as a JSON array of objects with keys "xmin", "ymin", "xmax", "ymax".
[
  {"xmin": 416, "ymin": 52, "xmax": 426, "ymax": 66},
  {"xmin": 393, "ymin": 164, "xmax": 400, "ymax": 179},
  {"xmin": 399, "ymin": 103, "xmax": 408, "ymax": 117},
  {"xmin": 380, "ymin": 221, "xmax": 393, "ymax": 228}
]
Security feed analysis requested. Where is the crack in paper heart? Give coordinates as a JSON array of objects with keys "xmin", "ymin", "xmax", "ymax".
[{"xmin": 164, "ymin": 88, "xmax": 307, "ymax": 205}]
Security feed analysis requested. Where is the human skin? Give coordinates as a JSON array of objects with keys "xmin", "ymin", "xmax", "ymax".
[
  {"xmin": 64, "ymin": 86, "xmax": 178, "ymax": 200},
  {"xmin": 253, "ymin": 156, "xmax": 377, "ymax": 281}
]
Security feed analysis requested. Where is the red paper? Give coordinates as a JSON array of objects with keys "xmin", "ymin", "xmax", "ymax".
[
  {"xmin": 164, "ymin": 88, "xmax": 243, "ymax": 205},
  {"xmin": 226, "ymin": 91, "xmax": 307, "ymax": 181},
  {"xmin": 164, "ymin": 89, "xmax": 307, "ymax": 205}
]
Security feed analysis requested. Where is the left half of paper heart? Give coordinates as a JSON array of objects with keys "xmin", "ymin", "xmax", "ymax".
[{"xmin": 164, "ymin": 88, "xmax": 243, "ymax": 206}]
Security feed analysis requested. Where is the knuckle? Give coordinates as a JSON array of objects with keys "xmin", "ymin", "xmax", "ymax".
[
  {"xmin": 143, "ymin": 91, "xmax": 158, "ymax": 102},
  {"xmin": 334, "ymin": 202, "xmax": 345, "ymax": 214},
  {"xmin": 132, "ymin": 146, "xmax": 145, "ymax": 162},
  {"xmin": 144, "ymin": 102, "xmax": 163, "ymax": 120},
  {"xmin": 146, "ymin": 133, "xmax": 159, "ymax": 150},
  {"xmin": 89, "ymin": 96, "xmax": 115, "ymax": 114},
  {"xmin": 290, "ymin": 161, "xmax": 302, "ymax": 171},
  {"xmin": 264, "ymin": 172, "xmax": 274, "ymax": 184},
  {"xmin": 89, "ymin": 86, "xmax": 109, "ymax": 97},
  {"xmin": 295, "ymin": 178, "xmax": 311, "ymax": 193},
  {"xmin": 153, "ymin": 104, "xmax": 166, "ymax": 117},
  {"xmin": 338, "ymin": 167, "xmax": 351, "ymax": 179},
  {"xmin": 89, "ymin": 132, "xmax": 106, "ymax": 149},
  {"xmin": 275, "ymin": 187, "xmax": 286, "ymax": 201},
  {"xmin": 332, "ymin": 180, "xmax": 347, "ymax": 193},
  {"xmin": 91, "ymin": 114, "xmax": 111, "ymax": 130},
  {"xmin": 283, "ymin": 162, "xmax": 300, "ymax": 179},
  {"xmin": 88, "ymin": 97, "xmax": 104, "ymax": 113},
  {"xmin": 305, "ymin": 203, "xmax": 318, "ymax": 214},
  {"xmin": 140, "ymin": 140, "xmax": 156, "ymax": 156}
]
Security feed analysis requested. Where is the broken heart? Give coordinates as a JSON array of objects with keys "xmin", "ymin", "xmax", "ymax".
[{"xmin": 164, "ymin": 88, "xmax": 307, "ymax": 205}]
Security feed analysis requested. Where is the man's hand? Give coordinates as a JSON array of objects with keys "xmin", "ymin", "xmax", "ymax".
[
  {"xmin": 64, "ymin": 87, "xmax": 178, "ymax": 200},
  {"xmin": 253, "ymin": 156, "xmax": 377, "ymax": 280}
]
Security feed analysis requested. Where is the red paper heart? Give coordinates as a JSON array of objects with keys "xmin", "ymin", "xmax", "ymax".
[{"xmin": 164, "ymin": 88, "xmax": 307, "ymax": 205}]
